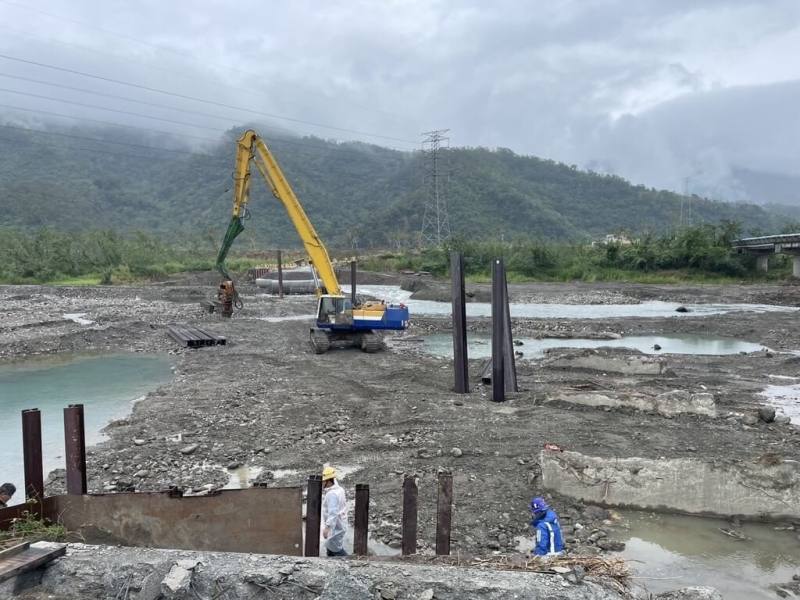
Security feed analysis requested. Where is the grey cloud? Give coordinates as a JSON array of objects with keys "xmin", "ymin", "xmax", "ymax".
[{"xmin": 0, "ymin": 0, "xmax": 798, "ymax": 202}]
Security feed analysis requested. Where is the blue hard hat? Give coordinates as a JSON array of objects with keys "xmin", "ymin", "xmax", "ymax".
[{"xmin": 530, "ymin": 497, "xmax": 549, "ymax": 512}]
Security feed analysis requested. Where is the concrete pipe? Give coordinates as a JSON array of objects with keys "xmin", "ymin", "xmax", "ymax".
[{"xmin": 255, "ymin": 279, "xmax": 318, "ymax": 294}]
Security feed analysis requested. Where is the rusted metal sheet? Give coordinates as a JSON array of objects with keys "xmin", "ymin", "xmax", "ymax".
[
  {"xmin": 305, "ymin": 475, "xmax": 322, "ymax": 557},
  {"xmin": 436, "ymin": 472, "xmax": 453, "ymax": 555},
  {"xmin": 63, "ymin": 404, "xmax": 87, "ymax": 495},
  {"xmin": 401, "ymin": 476, "xmax": 418, "ymax": 555},
  {"xmin": 21, "ymin": 409, "xmax": 43, "ymax": 506},
  {"xmin": 0, "ymin": 498, "xmax": 38, "ymax": 531},
  {"xmin": 450, "ymin": 252, "xmax": 469, "ymax": 393},
  {"xmin": 491, "ymin": 259, "xmax": 505, "ymax": 402},
  {"xmin": 502, "ymin": 268, "xmax": 518, "ymax": 392},
  {"xmin": 353, "ymin": 484, "xmax": 369, "ymax": 556},
  {"xmin": 49, "ymin": 488, "xmax": 302, "ymax": 555}
]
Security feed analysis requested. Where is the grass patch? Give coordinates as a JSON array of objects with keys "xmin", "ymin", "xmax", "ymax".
[{"xmin": 0, "ymin": 510, "xmax": 66, "ymax": 550}]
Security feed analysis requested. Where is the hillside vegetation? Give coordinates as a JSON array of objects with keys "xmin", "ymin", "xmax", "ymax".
[{"xmin": 0, "ymin": 123, "xmax": 794, "ymax": 251}]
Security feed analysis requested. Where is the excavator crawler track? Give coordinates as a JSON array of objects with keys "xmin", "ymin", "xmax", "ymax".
[
  {"xmin": 310, "ymin": 329, "xmax": 331, "ymax": 354},
  {"xmin": 360, "ymin": 332, "xmax": 383, "ymax": 353}
]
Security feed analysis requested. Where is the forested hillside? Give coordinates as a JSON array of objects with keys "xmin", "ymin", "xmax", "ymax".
[{"xmin": 0, "ymin": 123, "xmax": 792, "ymax": 250}]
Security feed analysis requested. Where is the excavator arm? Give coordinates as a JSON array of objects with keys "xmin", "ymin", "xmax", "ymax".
[{"xmin": 215, "ymin": 130, "xmax": 342, "ymax": 296}]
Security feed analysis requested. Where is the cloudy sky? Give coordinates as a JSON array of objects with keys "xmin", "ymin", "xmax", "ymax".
[{"xmin": 0, "ymin": 0, "xmax": 798, "ymax": 201}]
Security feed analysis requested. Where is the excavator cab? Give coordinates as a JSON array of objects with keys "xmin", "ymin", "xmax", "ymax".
[{"xmin": 316, "ymin": 295, "xmax": 353, "ymax": 327}]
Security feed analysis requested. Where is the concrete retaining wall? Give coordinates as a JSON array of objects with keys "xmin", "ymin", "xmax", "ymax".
[{"xmin": 540, "ymin": 450, "xmax": 800, "ymax": 519}]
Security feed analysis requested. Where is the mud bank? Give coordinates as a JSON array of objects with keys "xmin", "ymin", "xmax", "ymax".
[
  {"xmin": 4, "ymin": 543, "xmax": 714, "ymax": 600},
  {"xmin": 541, "ymin": 450, "xmax": 800, "ymax": 519}
]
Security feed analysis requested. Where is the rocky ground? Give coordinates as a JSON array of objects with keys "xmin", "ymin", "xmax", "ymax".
[
  {"xmin": 6, "ymin": 543, "xmax": 723, "ymax": 600},
  {"xmin": 2, "ymin": 274, "xmax": 800, "ymax": 596}
]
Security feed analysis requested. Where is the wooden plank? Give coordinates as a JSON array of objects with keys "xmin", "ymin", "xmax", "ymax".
[
  {"xmin": 0, "ymin": 542, "xmax": 29, "ymax": 560},
  {"xmin": 168, "ymin": 324, "xmax": 226, "ymax": 348},
  {"xmin": 0, "ymin": 543, "xmax": 66, "ymax": 583},
  {"xmin": 166, "ymin": 325, "xmax": 190, "ymax": 347},
  {"xmin": 194, "ymin": 326, "xmax": 226, "ymax": 346}
]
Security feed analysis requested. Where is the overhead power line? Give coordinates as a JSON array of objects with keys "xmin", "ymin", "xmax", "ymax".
[
  {"xmin": 0, "ymin": 22, "xmax": 411, "ymax": 126},
  {"xmin": 0, "ymin": 72, "xmax": 239, "ymax": 123},
  {"xmin": 0, "ymin": 101, "xmax": 220, "ymax": 143},
  {"xmin": 0, "ymin": 131, "xmax": 188, "ymax": 162},
  {"xmin": 0, "ymin": 123, "xmax": 217, "ymax": 157},
  {"xmin": 0, "ymin": 53, "xmax": 418, "ymax": 145},
  {"xmin": 0, "ymin": 87, "xmax": 226, "ymax": 132},
  {"xmin": 0, "ymin": 103, "xmax": 411, "ymax": 161}
]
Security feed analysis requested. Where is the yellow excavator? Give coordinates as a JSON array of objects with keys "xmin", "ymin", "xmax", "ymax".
[{"xmin": 215, "ymin": 130, "xmax": 410, "ymax": 353}]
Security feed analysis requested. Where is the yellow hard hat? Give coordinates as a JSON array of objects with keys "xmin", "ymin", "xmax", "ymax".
[{"xmin": 322, "ymin": 466, "xmax": 337, "ymax": 481}]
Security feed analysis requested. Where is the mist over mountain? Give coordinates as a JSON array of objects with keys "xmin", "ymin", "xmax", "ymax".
[{"xmin": 0, "ymin": 122, "xmax": 794, "ymax": 250}]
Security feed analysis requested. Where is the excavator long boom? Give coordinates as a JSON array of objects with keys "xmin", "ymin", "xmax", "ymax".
[{"xmin": 216, "ymin": 129, "xmax": 342, "ymax": 296}]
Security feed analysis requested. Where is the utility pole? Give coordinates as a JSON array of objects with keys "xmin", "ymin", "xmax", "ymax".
[
  {"xmin": 683, "ymin": 176, "xmax": 691, "ymax": 227},
  {"xmin": 420, "ymin": 129, "xmax": 451, "ymax": 246}
]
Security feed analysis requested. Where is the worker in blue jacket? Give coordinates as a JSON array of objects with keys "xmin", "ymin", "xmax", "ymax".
[{"xmin": 529, "ymin": 496, "xmax": 565, "ymax": 556}]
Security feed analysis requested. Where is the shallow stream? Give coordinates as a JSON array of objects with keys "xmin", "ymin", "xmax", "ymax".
[
  {"xmin": 0, "ymin": 353, "xmax": 173, "ymax": 504},
  {"xmin": 419, "ymin": 332, "xmax": 766, "ymax": 359},
  {"xmin": 347, "ymin": 285, "xmax": 799, "ymax": 319}
]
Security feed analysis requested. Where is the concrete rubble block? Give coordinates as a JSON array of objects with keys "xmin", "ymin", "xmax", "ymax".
[
  {"xmin": 545, "ymin": 349, "xmax": 666, "ymax": 376},
  {"xmin": 540, "ymin": 450, "xmax": 800, "ymax": 519},
  {"xmin": 654, "ymin": 587, "xmax": 723, "ymax": 600},
  {"xmin": 161, "ymin": 562, "xmax": 195, "ymax": 598},
  {"xmin": 552, "ymin": 390, "xmax": 717, "ymax": 418},
  {"xmin": 654, "ymin": 391, "xmax": 717, "ymax": 418}
]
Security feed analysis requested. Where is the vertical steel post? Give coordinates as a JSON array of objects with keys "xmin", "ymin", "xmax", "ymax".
[
  {"xmin": 436, "ymin": 472, "xmax": 453, "ymax": 555},
  {"xmin": 21, "ymin": 409, "xmax": 44, "ymax": 504},
  {"xmin": 451, "ymin": 252, "xmax": 469, "ymax": 393},
  {"xmin": 350, "ymin": 260, "xmax": 357, "ymax": 306},
  {"xmin": 502, "ymin": 268, "xmax": 518, "ymax": 392},
  {"xmin": 491, "ymin": 258, "xmax": 505, "ymax": 402},
  {"xmin": 353, "ymin": 483, "xmax": 370, "ymax": 555},
  {"xmin": 305, "ymin": 475, "xmax": 322, "ymax": 557},
  {"xmin": 64, "ymin": 404, "xmax": 87, "ymax": 495},
  {"xmin": 277, "ymin": 250, "xmax": 284, "ymax": 298},
  {"xmin": 401, "ymin": 475, "xmax": 418, "ymax": 555}
]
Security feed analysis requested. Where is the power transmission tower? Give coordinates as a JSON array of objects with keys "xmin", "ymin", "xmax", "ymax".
[{"xmin": 420, "ymin": 129, "xmax": 451, "ymax": 246}]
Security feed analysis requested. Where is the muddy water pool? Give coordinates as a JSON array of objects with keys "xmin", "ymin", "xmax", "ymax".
[
  {"xmin": 0, "ymin": 353, "xmax": 173, "ymax": 504},
  {"xmin": 617, "ymin": 511, "xmax": 800, "ymax": 599}
]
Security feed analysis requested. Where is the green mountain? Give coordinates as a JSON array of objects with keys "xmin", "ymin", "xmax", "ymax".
[{"xmin": 0, "ymin": 123, "xmax": 791, "ymax": 249}]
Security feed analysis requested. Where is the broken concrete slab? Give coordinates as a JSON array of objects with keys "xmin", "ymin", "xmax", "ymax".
[
  {"xmin": 551, "ymin": 390, "xmax": 717, "ymax": 418},
  {"xmin": 654, "ymin": 391, "xmax": 716, "ymax": 417},
  {"xmin": 540, "ymin": 450, "xmax": 800, "ymax": 519},
  {"xmin": 11, "ymin": 543, "xmax": 653, "ymax": 600},
  {"xmin": 161, "ymin": 563, "xmax": 193, "ymax": 598},
  {"xmin": 544, "ymin": 349, "xmax": 666, "ymax": 375}
]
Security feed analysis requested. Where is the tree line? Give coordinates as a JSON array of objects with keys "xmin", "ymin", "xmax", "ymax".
[{"xmin": 362, "ymin": 223, "xmax": 789, "ymax": 282}]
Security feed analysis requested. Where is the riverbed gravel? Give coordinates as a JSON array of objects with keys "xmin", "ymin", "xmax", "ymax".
[{"xmin": 2, "ymin": 275, "xmax": 799, "ymax": 579}]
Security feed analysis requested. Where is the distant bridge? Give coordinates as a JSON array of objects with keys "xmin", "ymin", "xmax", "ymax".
[{"xmin": 732, "ymin": 234, "xmax": 800, "ymax": 276}]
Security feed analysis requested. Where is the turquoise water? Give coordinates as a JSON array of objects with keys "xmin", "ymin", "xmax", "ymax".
[
  {"xmin": 420, "ymin": 333, "xmax": 766, "ymax": 359},
  {"xmin": 0, "ymin": 354, "xmax": 173, "ymax": 504}
]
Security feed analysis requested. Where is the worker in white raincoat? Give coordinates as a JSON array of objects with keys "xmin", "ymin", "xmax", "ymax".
[{"xmin": 321, "ymin": 466, "xmax": 348, "ymax": 557}]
